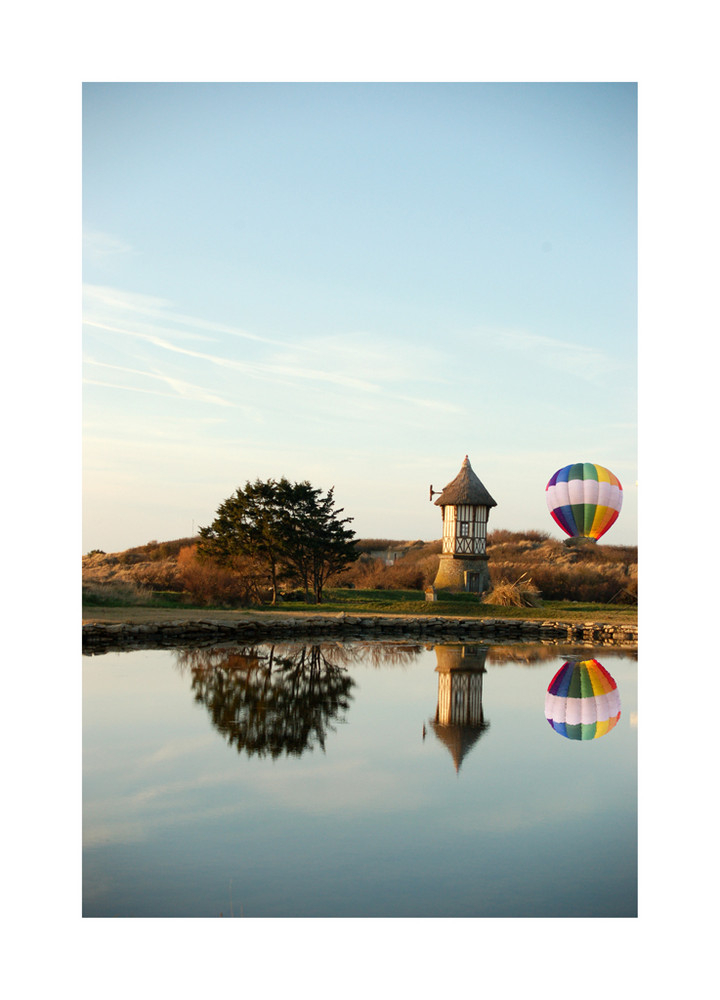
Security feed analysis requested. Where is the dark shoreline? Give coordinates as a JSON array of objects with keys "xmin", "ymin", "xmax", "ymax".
[{"xmin": 82, "ymin": 613, "xmax": 638, "ymax": 654}]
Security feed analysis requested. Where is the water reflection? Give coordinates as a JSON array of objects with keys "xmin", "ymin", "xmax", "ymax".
[
  {"xmin": 544, "ymin": 658, "xmax": 622, "ymax": 740},
  {"xmin": 175, "ymin": 644, "xmax": 356, "ymax": 758},
  {"xmin": 169, "ymin": 640, "xmax": 627, "ymax": 763},
  {"xmin": 427, "ymin": 644, "xmax": 490, "ymax": 773},
  {"xmin": 173, "ymin": 642, "xmax": 424, "ymax": 758},
  {"xmin": 84, "ymin": 642, "xmax": 637, "ymax": 916}
]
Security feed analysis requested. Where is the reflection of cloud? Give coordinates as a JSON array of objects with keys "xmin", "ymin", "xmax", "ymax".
[
  {"xmin": 83, "ymin": 765, "xmax": 243, "ymax": 848},
  {"xmin": 84, "ymin": 756, "xmax": 430, "ymax": 849},
  {"xmin": 83, "ymin": 817, "xmax": 149, "ymax": 848},
  {"xmin": 250, "ymin": 759, "xmax": 429, "ymax": 815},
  {"xmin": 141, "ymin": 734, "xmax": 217, "ymax": 767},
  {"xmin": 130, "ymin": 773, "xmax": 229, "ymax": 806},
  {"xmin": 83, "ymin": 800, "xmax": 249, "ymax": 849},
  {"xmin": 439, "ymin": 791, "xmax": 601, "ymax": 837}
]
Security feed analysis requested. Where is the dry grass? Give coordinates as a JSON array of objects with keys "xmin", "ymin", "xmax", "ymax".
[
  {"xmin": 486, "ymin": 530, "xmax": 637, "ymax": 604},
  {"xmin": 82, "ymin": 579, "xmax": 155, "ymax": 606},
  {"xmin": 83, "ymin": 530, "xmax": 637, "ymax": 607},
  {"xmin": 482, "ymin": 575, "xmax": 542, "ymax": 607}
]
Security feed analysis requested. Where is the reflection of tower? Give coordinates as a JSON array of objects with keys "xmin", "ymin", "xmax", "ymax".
[
  {"xmin": 430, "ymin": 456, "xmax": 497, "ymax": 594},
  {"xmin": 429, "ymin": 644, "xmax": 490, "ymax": 773}
]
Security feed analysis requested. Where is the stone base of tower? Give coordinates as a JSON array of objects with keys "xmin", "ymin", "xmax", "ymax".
[{"xmin": 432, "ymin": 555, "xmax": 491, "ymax": 595}]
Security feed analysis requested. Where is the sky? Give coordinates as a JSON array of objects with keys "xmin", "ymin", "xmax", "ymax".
[{"xmin": 83, "ymin": 82, "xmax": 637, "ymax": 551}]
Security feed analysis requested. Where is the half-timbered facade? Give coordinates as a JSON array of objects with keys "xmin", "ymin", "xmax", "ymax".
[{"xmin": 441, "ymin": 503, "xmax": 490, "ymax": 556}]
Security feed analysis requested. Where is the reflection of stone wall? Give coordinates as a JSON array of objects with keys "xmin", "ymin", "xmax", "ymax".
[
  {"xmin": 434, "ymin": 644, "xmax": 489, "ymax": 673},
  {"xmin": 82, "ymin": 615, "xmax": 638, "ymax": 654}
]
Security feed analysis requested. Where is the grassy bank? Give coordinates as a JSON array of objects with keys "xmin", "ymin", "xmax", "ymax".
[{"xmin": 82, "ymin": 587, "xmax": 637, "ymax": 627}]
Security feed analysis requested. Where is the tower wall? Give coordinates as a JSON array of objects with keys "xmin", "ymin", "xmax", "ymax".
[{"xmin": 433, "ymin": 554, "xmax": 491, "ymax": 594}]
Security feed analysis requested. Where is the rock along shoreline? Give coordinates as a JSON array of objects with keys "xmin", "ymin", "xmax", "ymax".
[{"xmin": 82, "ymin": 614, "xmax": 638, "ymax": 654}]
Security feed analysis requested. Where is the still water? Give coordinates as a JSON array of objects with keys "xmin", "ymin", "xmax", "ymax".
[{"xmin": 83, "ymin": 640, "xmax": 637, "ymax": 918}]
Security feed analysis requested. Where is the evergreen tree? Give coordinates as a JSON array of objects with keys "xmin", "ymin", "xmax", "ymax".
[
  {"xmin": 198, "ymin": 477, "xmax": 357, "ymax": 604},
  {"xmin": 277, "ymin": 480, "xmax": 356, "ymax": 602}
]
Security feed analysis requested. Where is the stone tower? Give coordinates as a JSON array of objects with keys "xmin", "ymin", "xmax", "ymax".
[{"xmin": 431, "ymin": 455, "xmax": 496, "ymax": 594}]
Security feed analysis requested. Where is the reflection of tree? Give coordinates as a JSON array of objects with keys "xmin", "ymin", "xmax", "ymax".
[
  {"xmin": 351, "ymin": 642, "xmax": 423, "ymax": 669},
  {"xmin": 174, "ymin": 644, "xmax": 355, "ymax": 758},
  {"xmin": 175, "ymin": 640, "xmax": 423, "ymax": 676}
]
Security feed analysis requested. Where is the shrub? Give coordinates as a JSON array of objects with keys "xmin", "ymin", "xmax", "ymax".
[
  {"xmin": 329, "ymin": 542, "xmax": 440, "ymax": 591},
  {"xmin": 176, "ymin": 545, "xmax": 265, "ymax": 606},
  {"xmin": 381, "ymin": 561, "xmax": 427, "ymax": 591}
]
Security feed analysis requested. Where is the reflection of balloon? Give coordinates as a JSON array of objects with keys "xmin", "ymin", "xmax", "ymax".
[
  {"xmin": 546, "ymin": 462, "xmax": 623, "ymax": 540},
  {"xmin": 545, "ymin": 659, "xmax": 621, "ymax": 740}
]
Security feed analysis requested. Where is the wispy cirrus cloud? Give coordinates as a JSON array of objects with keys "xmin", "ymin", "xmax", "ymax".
[
  {"xmin": 83, "ymin": 358, "xmax": 235, "ymax": 407},
  {"xmin": 84, "ymin": 284, "xmax": 391, "ymax": 394},
  {"xmin": 488, "ymin": 326, "xmax": 621, "ymax": 380},
  {"xmin": 83, "ymin": 231, "xmax": 135, "ymax": 260},
  {"xmin": 84, "ymin": 319, "xmax": 381, "ymax": 393},
  {"xmin": 83, "ymin": 283, "xmax": 452, "ymax": 390},
  {"xmin": 83, "ymin": 283, "xmax": 459, "ymax": 420},
  {"xmin": 84, "ymin": 283, "xmax": 275, "ymax": 345}
]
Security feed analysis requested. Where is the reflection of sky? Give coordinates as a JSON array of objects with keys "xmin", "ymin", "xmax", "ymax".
[{"xmin": 83, "ymin": 644, "xmax": 637, "ymax": 917}]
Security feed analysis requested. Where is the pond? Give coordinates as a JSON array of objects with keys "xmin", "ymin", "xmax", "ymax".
[{"xmin": 83, "ymin": 640, "xmax": 637, "ymax": 918}]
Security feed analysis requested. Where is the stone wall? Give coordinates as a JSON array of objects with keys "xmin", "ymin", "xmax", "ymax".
[
  {"xmin": 82, "ymin": 614, "xmax": 638, "ymax": 654},
  {"xmin": 433, "ymin": 555, "xmax": 491, "ymax": 593}
]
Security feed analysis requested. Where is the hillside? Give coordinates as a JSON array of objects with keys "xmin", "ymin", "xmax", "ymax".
[{"xmin": 83, "ymin": 530, "xmax": 637, "ymax": 606}]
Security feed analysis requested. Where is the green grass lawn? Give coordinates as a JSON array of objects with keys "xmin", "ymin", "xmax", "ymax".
[
  {"xmin": 273, "ymin": 589, "xmax": 637, "ymax": 624},
  {"xmin": 83, "ymin": 586, "xmax": 636, "ymax": 626}
]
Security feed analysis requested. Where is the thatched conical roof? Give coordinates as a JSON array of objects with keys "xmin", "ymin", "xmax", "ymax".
[
  {"xmin": 429, "ymin": 720, "xmax": 490, "ymax": 773},
  {"xmin": 434, "ymin": 456, "xmax": 497, "ymax": 508}
]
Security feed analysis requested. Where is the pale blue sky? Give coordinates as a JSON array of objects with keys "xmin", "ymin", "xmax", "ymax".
[{"xmin": 83, "ymin": 82, "xmax": 637, "ymax": 550}]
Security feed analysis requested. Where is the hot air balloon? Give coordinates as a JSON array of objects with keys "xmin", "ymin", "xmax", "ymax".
[
  {"xmin": 545, "ymin": 659, "xmax": 621, "ymax": 741},
  {"xmin": 546, "ymin": 462, "xmax": 623, "ymax": 541}
]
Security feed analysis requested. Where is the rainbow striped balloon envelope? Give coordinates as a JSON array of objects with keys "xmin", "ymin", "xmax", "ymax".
[
  {"xmin": 546, "ymin": 462, "xmax": 623, "ymax": 540},
  {"xmin": 545, "ymin": 659, "xmax": 621, "ymax": 740}
]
